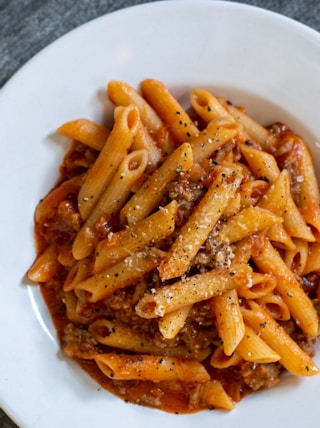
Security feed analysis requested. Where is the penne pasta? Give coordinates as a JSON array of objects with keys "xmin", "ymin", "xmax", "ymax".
[
  {"xmin": 189, "ymin": 119, "xmax": 241, "ymax": 163},
  {"xmin": 277, "ymin": 133, "xmax": 320, "ymax": 236},
  {"xmin": 63, "ymin": 290, "xmax": 91, "ymax": 325},
  {"xmin": 158, "ymin": 304, "xmax": 192, "ymax": 340},
  {"xmin": 238, "ymin": 179, "xmax": 269, "ymax": 208},
  {"xmin": 75, "ymin": 248, "xmax": 165, "ymax": 302},
  {"xmin": 34, "ymin": 174, "xmax": 83, "ymax": 228},
  {"xmin": 190, "ymin": 88, "xmax": 232, "ymax": 123},
  {"xmin": 252, "ymin": 238, "xmax": 319, "ymax": 338},
  {"xmin": 213, "ymin": 289, "xmax": 245, "ymax": 356},
  {"xmin": 141, "ymin": 78, "xmax": 199, "ymax": 142},
  {"xmin": 236, "ymin": 325, "xmax": 280, "ymax": 363},
  {"xmin": 94, "ymin": 200, "xmax": 178, "ymax": 273},
  {"xmin": 283, "ymin": 191, "xmax": 315, "ymax": 241},
  {"xmin": 284, "ymin": 238, "xmax": 309, "ymax": 276},
  {"xmin": 257, "ymin": 169, "xmax": 289, "ymax": 214},
  {"xmin": 63, "ymin": 257, "xmax": 93, "ymax": 292},
  {"xmin": 120, "ymin": 142, "xmax": 193, "ymax": 225},
  {"xmin": 257, "ymin": 292, "xmax": 291, "ymax": 321},
  {"xmin": 28, "ymin": 244, "xmax": 60, "ymax": 283},
  {"xmin": 218, "ymin": 206, "xmax": 283, "ymax": 244},
  {"xmin": 210, "ymin": 346, "xmax": 243, "ymax": 369},
  {"xmin": 114, "ymin": 105, "xmax": 163, "ymax": 169},
  {"xmin": 303, "ymin": 242, "xmax": 320, "ymax": 275},
  {"xmin": 133, "ymin": 122, "xmax": 163, "ymax": 168},
  {"xmin": 28, "ymin": 79, "xmax": 320, "ymax": 414},
  {"xmin": 242, "ymin": 301, "xmax": 319, "ymax": 376},
  {"xmin": 73, "ymin": 149, "xmax": 149, "ymax": 260},
  {"xmin": 89, "ymin": 318, "xmax": 207, "ymax": 359},
  {"xmin": 266, "ymin": 223, "xmax": 296, "ymax": 251},
  {"xmin": 95, "ymin": 353, "xmax": 210, "ymax": 382},
  {"xmin": 136, "ymin": 264, "xmax": 252, "ymax": 319},
  {"xmin": 159, "ymin": 166, "xmax": 242, "ymax": 280},
  {"xmin": 57, "ymin": 118, "xmax": 110, "ymax": 151},
  {"xmin": 78, "ymin": 104, "xmax": 140, "ymax": 220},
  {"xmin": 226, "ymin": 103, "xmax": 276, "ymax": 151},
  {"xmin": 198, "ymin": 380, "xmax": 236, "ymax": 410},
  {"xmin": 240, "ymin": 143, "xmax": 280, "ymax": 183},
  {"xmin": 107, "ymin": 80, "xmax": 164, "ymax": 133},
  {"xmin": 237, "ymin": 272, "xmax": 276, "ymax": 300}
]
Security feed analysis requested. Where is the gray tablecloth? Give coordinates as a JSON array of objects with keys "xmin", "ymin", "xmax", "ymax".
[
  {"xmin": 1, "ymin": 0, "xmax": 320, "ymax": 89},
  {"xmin": 1, "ymin": 0, "xmax": 319, "ymax": 426}
]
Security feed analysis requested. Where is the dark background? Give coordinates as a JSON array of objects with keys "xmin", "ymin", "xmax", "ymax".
[
  {"xmin": 1, "ymin": 0, "xmax": 320, "ymax": 88},
  {"xmin": 1, "ymin": 0, "xmax": 319, "ymax": 426}
]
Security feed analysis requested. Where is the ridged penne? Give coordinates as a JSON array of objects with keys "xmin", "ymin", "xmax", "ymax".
[
  {"xmin": 57, "ymin": 118, "xmax": 110, "ymax": 151},
  {"xmin": 198, "ymin": 380, "xmax": 236, "ymax": 410},
  {"xmin": 236, "ymin": 325, "xmax": 280, "ymax": 363},
  {"xmin": 94, "ymin": 200, "xmax": 177, "ymax": 273},
  {"xmin": 78, "ymin": 104, "xmax": 140, "ymax": 220},
  {"xmin": 141, "ymin": 78, "xmax": 199, "ymax": 142},
  {"xmin": 210, "ymin": 346, "xmax": 243, "ymax": 369},
  {"xmin": 213, "ymin": 289, "xmax": 245, "ymax": 356},
  {"xmin": 120, "ymin": 142, "xmax": 193, "ymax": 225},
  {"xmin": 28, "ymin": 79, "xmax": 320, "ymax": 414},
  {"xmin": 218, "ymin": 206, "xmax": 282, "ymax": 244},
  {"xmin": 158, "ymin": 304, "xmax": 192, "ymax": 340},
  {"xmin": 190, "ymin": 88, "xmax": 232, "ymax": 123},
  {"xmin": 159, "ymin": 166, "xmax": 242, "ymax": 280},
  {"xmin": 95, "ymin": 353, "xmax": 210, "ymax": 382},
  {"xmin": 75, "ymin": 248, "xmax": 165, "ymax": 302},
  {"xmin": 89, "ymin": 318, "xmax": 207, "ymax": 359},
  {"xmin": 73, "ymin": 149, "xmax": 149, "ymax": 260},
  {"xmin": 136, "ymin": 264, "xmax": 252, "ymax": 319},
  {"xmin": 242, "ymin": 301, "xmax": 319, "ymax": 376},
  {"xmin": 252, "ymin": 238, "xmax": 319, "ymax": 338}
]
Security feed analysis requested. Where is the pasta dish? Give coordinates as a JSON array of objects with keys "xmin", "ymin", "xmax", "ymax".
[{"xmin": 28, "ymin": 79, "xmax": 320, "ymax": 413}]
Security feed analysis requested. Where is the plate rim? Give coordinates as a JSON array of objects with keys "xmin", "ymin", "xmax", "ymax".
[{"xmin": 1, "ymin": 1, "xmax": 320, "ymax": 427}]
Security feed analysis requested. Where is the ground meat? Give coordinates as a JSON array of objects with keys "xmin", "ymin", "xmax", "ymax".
[
  {"xmin": 57, "ymin": 199, "xmax": 82, "ymax": 233},
  {"xmin": 60, "ymin": 141, "xmax": 98, "ymax": 178},
  {"xmin": 302, "ymin": 272, "xmax": 320, "ymax": 298},
  {"xmin": 296, "ymin": 335, "xmax": 316, "ymax": 357},
  {"xmin": 62, "ymin": 323, "xmax": 101, "ymax": 359},
  {"xmin": 167, "ymin": 177, "xmax": 205, "ymax": 226},
  {"xmin": 213, "ymin": 140, "xmax": 238, "ymax": 164},
  {"xmin": 281, "ymin": 319, "xmax": 316, "ymax": 357},
  {"xmin": 191, "ymin": 230, "xmax": 235, "ymax": 273},
  {"xmin": 240, "ymin": 361, "xmax": 281, "ymax": 391}
]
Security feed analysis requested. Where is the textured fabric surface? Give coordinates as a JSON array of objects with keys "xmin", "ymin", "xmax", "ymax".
[
  {"xmin": 1, "ymin": 0, "xmax": 320, "ymax": 88},
  {"xmin": 0, "ymin": 0, "xmax": 319, "ymax": 426}
]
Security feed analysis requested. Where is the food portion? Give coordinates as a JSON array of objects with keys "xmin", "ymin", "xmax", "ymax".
[{"xmin": 28, "ymin": 79, "xmax": 320, "ymax": 413}]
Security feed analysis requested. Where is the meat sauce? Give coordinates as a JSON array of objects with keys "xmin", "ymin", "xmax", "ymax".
[{"xmin": 31, "ymin": 123, "xmax": 319, "ymax": 414}]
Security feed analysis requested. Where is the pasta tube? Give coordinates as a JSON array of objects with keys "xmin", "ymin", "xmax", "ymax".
[
  {"xmin": 94, "ymin": 200, "xmax": 178, "ymax": 273},
  {"xmin": 159, "ymin": 166, "xmax": 242, "ymax": 280},
  {"xmin": 78, "ymin": 104, "xmax": 140, "ymax": 220},
  {"xmin": 120, "ymin": 142, "xmax": 193, "ymax": 225},
  {"xmin": 252, "ymin": 239, "xmax": 319, "ymax": 338},
  {"xmin": 75, "ymin": 248, "xmax": 165, "ymax": 302},
  {"xmin": 95, "ymin": 354, "xmax": 210, "ymax": 382},
  {"xmin": 73, "ymin": 149, "xmax": 149, "ymax": 260},
  {"xmin": 242, "ymin": 301, "xmax": 319, "ymax": 376},
  {"xmin": 136, "ymin": 264, "xmax": 252, "ymax": 319}
]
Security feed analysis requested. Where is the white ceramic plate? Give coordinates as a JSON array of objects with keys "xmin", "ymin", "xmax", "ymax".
[{"xmin": 1, "ymin": 1, "xmax": 320, "ymax": 427}]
